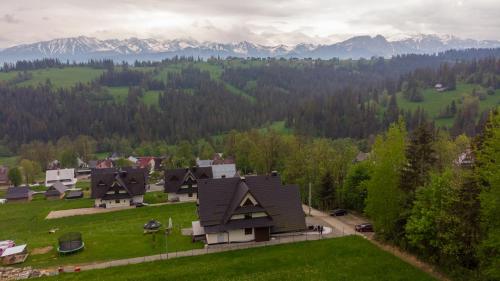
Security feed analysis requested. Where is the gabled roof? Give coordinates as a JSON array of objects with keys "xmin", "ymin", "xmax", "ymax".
[
  {"xmin": 1, "ymin": 244, "xmax": 26, "ymax": 257},
  {"xmin": 91, "ymin": 167, "xmax": 147, "ymax": 199},
  {"xmin": 46, "ymin": 169, "xmax": 75, "ymax": 182},
  {"xmin": 5, "ymin": 187, "xmax": 32, "ymax": 200},
  {"xmin": 136, "ymin": 157, "xmax": 155, "ymax": 168},
  {"xmin": 164, "ymin": 167, "xmax": 213, "ymax": 193},
  {"xmin": 198, "ymin": 175, "xmax": 306, "ymax": 234},
  {"xmin": 46, "ymin": 181, "xmax": 68, "ymax": 196}
]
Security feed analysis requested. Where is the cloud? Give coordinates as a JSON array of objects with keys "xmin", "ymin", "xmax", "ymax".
[
  {"xmin": 1, "ymin": 14, "xmax": 21, "ymax": 24},
  {"xmin": 0, "ymin": 0, "xmax": 500, "ymax": 48}
]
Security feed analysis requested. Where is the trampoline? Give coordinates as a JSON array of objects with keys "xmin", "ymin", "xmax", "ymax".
[
  {"xmin": 144, "ymin": 220, "xmax": 162, "ymax": 233},
  {"xmin": 57, "ymin": 232, "xmax": 84, "ymax": 254}
]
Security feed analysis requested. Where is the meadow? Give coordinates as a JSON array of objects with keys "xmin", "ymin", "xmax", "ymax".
[
  {"xmin": 396, "ymin": 83, "xmax": 500, "ymax": 127},
  {"xmin": 40, "ymin": 236, "xmax": 436, "ymax": 281},
  {"xmin": 0, "ymin": 200, "xmax": 201, "ymax": 268}
]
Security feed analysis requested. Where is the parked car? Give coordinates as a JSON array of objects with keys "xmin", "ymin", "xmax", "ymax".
[
  {"xmin": 355, "ymin": 223, "xmax": 374, "ymax": 232},
  {"xmin": 330, "ymin": 209, "xmax": 347, "ymax": 216},
  {"xmin": 135, "ymin": 202, "xmax": 150, "ymax": 208}
]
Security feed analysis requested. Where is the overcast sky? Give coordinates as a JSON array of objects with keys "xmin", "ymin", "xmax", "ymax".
[{"xmin": 1, "ymin": 0, "xmax": 499, "ymax": 48}]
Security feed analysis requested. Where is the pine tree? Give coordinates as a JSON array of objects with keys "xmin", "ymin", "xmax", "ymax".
[{"xmin": 476, "ymin": 108, "xmax": 500, "ymax": 279}]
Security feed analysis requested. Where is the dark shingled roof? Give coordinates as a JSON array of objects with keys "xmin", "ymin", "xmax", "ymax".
[
  {"xmin": 90, "ymin": 167, "xmax": 147, "ymax": 199},
  {"xmin": 45, "ymin": 181, "xmax": 68, "ymax": 197},
  {"xmin": 66, "ymin": 190, "xmax": 84, "ymax": 199},
  {"xmin": 198, "ymin": 175, "xmax": 306, "ymax": 234},
  {"xmin": 5, "ymin": 186, "xmax": 32, "ymax": 200},
  {"xmin": 164, "ymin": 167, "xmax": 213, "ymax": 193}
]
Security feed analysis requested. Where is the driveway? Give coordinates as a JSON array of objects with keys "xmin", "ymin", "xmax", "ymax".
[{"xmin": 302, "ymin": 205, "xmax": 375, "ymax": 237}]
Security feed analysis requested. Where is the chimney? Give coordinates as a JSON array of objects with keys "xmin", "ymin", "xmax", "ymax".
[{"xmin": 271, "ymin": 171, "xmax": 278, "ymax": 177}]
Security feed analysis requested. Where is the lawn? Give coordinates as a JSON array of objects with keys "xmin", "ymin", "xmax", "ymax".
[
  {"xmin": 41, "ymin": 236, "xmax": 436, "ymax": 281},
  {"xmin": 143, "ymin": 191, "xmax": 168, "ymax": 204},
  {"xmin": 0, "ymin": 200, "xmax": 201, "ymax": 268},
  {"xmin": 14, "ymin": 67, "xmax": 105, "ymax": 89},
  {"xmin": 0, "ymin": 156, "xmax": 19, "ymax": 167}
]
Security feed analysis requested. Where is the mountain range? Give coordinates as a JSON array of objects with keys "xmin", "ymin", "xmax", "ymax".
[{"xmin": 1, "ymin": 34, "xmax": 500, "ymax": 62}]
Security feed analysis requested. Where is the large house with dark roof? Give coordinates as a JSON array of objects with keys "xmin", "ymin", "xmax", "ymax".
[
  {"xmin": 193, "ymin": 173, "xmax": 306, "ymax": 244},
  {"xmin": 164, "ymin": 167, "xmax": 213, "ymax": 202},
  {"xmin": 91, "ymin": 167, "xmax": 147, "ymax": 208}
]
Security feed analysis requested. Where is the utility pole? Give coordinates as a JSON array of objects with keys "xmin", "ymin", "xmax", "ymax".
[{"xmin": 308, "ymin": 182, "xmax": 312, "ymax": 216}]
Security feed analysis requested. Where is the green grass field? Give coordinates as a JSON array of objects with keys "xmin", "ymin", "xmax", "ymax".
[
  {"xmin": 0, "ymin": 156, "xmax": 19, "ymax": 168},
  {"xmin": 40, "ymin": 236, "xmax": 436, "ymax": 281},
  {"xmin": 396, "ymin": 83, "xmax": 500, "ymax": 127},
  {"xmin": 0, "ymin": 200, "xmax": 201, "ymax": 267},
  {"xmin": 15, "ymin": 67, "xmax": 105, "ymax": 88}
]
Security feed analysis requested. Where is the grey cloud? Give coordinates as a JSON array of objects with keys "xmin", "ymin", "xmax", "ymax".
[{"xmin": 1, "ymin": 14, "xmax": 21, "ymax": 24}]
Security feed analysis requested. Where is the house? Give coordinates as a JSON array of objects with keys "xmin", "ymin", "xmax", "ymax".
[
  {"xmin": 1, "ymin": 244, "xmax": 28, "ymax": 265},
  {"xmin": 354, "ymin": 152, "xmax": 370, "ymax": 163},
  {"xmin": 91, "ymin": 167, "xmax": 147, "ymax": 208},
  {"xmin": 47, "ymin": 160, "xmax": 60, "ymax": 170},
  {"xmin": 5, "ymin": 187, "xmax": 33, "ymax": 202},
  {"xmin": 164, "ymin": 167, "xmax": 213, "ymax": 202},
  {"xmin": 211, "ymin": 164, "xmax": 237, "ymax": 179},
  {"xmin": 77, "ymin": 158, "xmax": 88, "ymax": 169},
  {"xmin": 456, "ymin": 148, "xmax": 474, "ymax": 168},
  {"xmin": 45, "ymin": 181, "xmax": 68, "ymax": 200},
  {"xmin": 435, "ymin": 83, "xmax": 448, "ymax": 92},
  {"xmin": 196, "ymin": 153, "xmax": 236, "ymax": 179},
  {"xmin": 89, "ymin": 160, "xmax": 114, "ymax": 169},
  {"xmin": 194, "ymin": 173, "xmax": 306, "ymax": 244},
  {"xmin": 66, "ymin": 190, "xmax": 84, "ymax": 200},
  {"xmin": 45, "ymin": 169, "xmax": 77, "ymax": 188},
  {"xmin": 0, "ymin": 166, "xmax": 9, "ymax": 185},
  {"xmin": 128, "ymin": 156, "xmax": 138, "ymax": 163},
  {"xmin": 136, "ymin": 157, "xmax": 156, "ymax": 174}
]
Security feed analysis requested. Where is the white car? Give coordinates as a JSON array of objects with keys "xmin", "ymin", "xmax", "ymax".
[{"xmin": 0, "ymin": 199, "xmax": 7, "ymax": 204}]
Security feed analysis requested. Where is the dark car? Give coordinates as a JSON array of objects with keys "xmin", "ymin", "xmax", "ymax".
[
  {"xmin": 330, "ymin": 209, "xmax": 347, "ymax": 216},
  {"xmin": 355, "ymin": 223, "xmax": 374, "ymax": 232}
]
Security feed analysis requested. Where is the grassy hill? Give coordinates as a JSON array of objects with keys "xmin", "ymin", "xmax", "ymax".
[
  {"xmin": 40, "ymin": 236, "xmax": 436, "ymax": 281},
  {"xmin": 0, "ymin": 67, "xmax": 105, "ymax": 88},
  {"xmin": 396, "ymin": 83, "xmax": 500, "ymax": 127}
]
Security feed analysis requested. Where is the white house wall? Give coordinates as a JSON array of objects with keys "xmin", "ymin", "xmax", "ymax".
[
  {"xmin": 211, "ymin": 164, "xmax": 236, "ymax": 179},
  {"xmin": 206, "ymin": 228, "xmax": 255, "ymax": 244},
  {"xmin": 168, "ymin": 192, "xmax": 197, "ymax": 202}
]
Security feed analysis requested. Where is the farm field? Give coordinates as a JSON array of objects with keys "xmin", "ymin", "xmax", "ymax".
[
  {"xmin": 40, "ymin": 236, "xmax": 436, "ymax": 281},
  {"xmin": 0, "ymin": 200, "xmax": 201, "ymax": 268}
]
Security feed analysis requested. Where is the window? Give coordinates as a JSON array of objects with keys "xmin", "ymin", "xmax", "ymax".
[
  {"xmin": 245, "ymin": 228, "xmax": 253, "ymax": 235},
  {"xmin": 244, "ymin": 213, "xmax": 252, "ymax": 220},
  {"xmin": 115, "ymin": 200, "xmax": 120, "ymax": 203}
]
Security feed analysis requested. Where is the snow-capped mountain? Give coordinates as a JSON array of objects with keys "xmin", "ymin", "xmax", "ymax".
[{"xmin": 1, "ymin": 34, "xmax": 499, "ymax": 62}]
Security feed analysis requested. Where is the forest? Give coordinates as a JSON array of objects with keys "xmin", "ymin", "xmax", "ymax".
[
  {"xmin": 1, "ymin": 49, "xmax": 500, "ymax": 280},
  {"xmin": 0, "ymin": 48, "xmax": 499, "ymax": 155}
]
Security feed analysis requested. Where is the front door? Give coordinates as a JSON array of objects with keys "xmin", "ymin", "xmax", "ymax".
[{"xmin": 255, "ymin": 227, "xmax": 270, "ymax": 242}]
